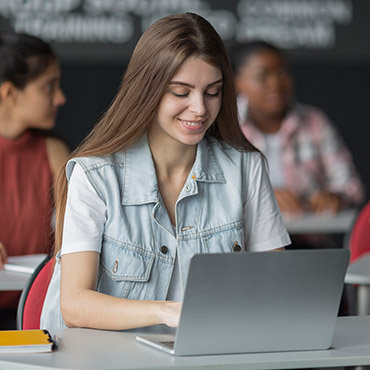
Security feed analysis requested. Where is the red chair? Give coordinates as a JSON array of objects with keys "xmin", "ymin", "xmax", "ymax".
[
  {"xmin": 16, "ymin": 255, "xmax": 55, "ymax": 330},
  {"xmin": 343, "ymin": 201, "xmax": 370, "ymax": 315},
  {"xmin": 348, "ymin": 201, "xmax": 370, "ymax": 263}
]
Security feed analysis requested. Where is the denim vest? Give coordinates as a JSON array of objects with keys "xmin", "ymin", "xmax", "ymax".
[{"xmin": 41, "ymin": 135, "xmax": 288, "ymax": 331}]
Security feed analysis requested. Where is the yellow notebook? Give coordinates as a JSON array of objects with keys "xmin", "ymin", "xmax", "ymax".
[{"xmin": 0, "ymin": 329, "xmax": 55, "ymax": 353}]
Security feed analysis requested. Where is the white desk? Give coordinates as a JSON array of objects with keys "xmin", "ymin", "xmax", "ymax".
[
  {"xmin": 284, "ymin": 208, "xmax": 357, "ymax": 234},
  {"xmin": 0, "ymin": 254, "xmax": 46, "ymax": 291},
  {"xmin": 0, "ymin": 316, "xmax": 370, "ymax": 369},
  {"xmin": 0, "ymin": 270, "xmax": 30, "ymax": 291},
  {"xmin": 345, "ymin": 253, "xmax": 370, "ymax": 315}
]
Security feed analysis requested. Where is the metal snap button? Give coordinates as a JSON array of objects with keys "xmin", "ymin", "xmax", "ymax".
[
  {"xmin": 160, "ymin": 246, "xmax": 168, "ymax": 254},
  {"xmin": 113, "ymin": 260, "xmax": 118, "ymax": 273},
  {"xmin": 233, "ymin": 243, "xmax": 241, "ymax": 252},
  {"xmin": 181, "ymin": 226, "xmax": 194, "ymax": 231}
]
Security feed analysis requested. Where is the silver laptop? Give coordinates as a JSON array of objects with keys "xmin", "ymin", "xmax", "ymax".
[{"xmin": 136, "ymin": 249, "xmax": 349, "ymax": 356}]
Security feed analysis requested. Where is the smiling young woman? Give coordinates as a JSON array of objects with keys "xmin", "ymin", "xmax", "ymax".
[{"xmin": 40, "ymin": 13, "xmax": 290, "ymax": 332}]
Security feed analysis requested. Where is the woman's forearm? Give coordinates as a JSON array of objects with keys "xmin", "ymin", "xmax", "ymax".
[{"xmin": 61, "ymin": 288, "xmax": 181, "ymax": 330}]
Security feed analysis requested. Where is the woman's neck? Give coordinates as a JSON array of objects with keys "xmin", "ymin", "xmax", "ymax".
[
  {"xmin": 149, "ymin": 136, "xmax": 196, "ymax": 182},
  {"xmin": 248, "ymin": 108, "xmax": 286, "ymax": 134},
  {"xmin": 0, "ymin": 108, "xmax": 26, "ymax": 139},
  {"xmin": 147, "ymin": 132, "xmax": 197, "ymax": 226}
]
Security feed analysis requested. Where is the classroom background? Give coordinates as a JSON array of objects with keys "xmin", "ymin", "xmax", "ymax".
[{"xmin": 0, "ymin": 0, "xmax": 369, "ymax": 197}]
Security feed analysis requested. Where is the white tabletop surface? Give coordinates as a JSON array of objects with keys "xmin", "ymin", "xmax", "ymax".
[
  {"xmin": 0, "ymin": 254, "xmax": 46, "ymax": 291},
  {"xmin": 0, "ymin": 270, "xmax": 31, "ymax": 291},
  {"xmin": 345, "ymin": 253, "xmax": 370, "ymax": 285},
  {"xmin": 284, "ymin": 208, "xmax": 357, "ymax": 234},
  {"xmin": 0, "ymin": 316, "xmax": 370, "ymax": 370}
]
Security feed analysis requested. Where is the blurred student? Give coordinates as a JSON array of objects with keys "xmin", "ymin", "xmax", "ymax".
[
  {"xmin": 41, "ymin": 13, "xmax": 290, "ymax": 332},
  {"xmin": 0, "ymin": 32, "xmax": 69, "ymax": 328},
  {"xmin": 234, "ymin": 41, "xmax": 364, "ymax": 220}
]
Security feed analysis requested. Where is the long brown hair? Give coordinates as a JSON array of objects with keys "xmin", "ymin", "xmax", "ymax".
[{"xmin": 54, "ymin": 12, "xmax": 257, "ymax": 253}]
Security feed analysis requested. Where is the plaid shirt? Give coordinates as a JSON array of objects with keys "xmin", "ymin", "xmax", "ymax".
[{"xmin": 240, "ymin": 103, "xmax": 365, "ymax": 206}]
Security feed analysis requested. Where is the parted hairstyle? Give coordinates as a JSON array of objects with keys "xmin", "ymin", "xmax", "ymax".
[
  {"xmin": 54, "ymin": 12, "xmax": 258, "ymax": 252},
  {"xmin": 0, "ymin": 32, "xmax": 56, "ymax": 88}
]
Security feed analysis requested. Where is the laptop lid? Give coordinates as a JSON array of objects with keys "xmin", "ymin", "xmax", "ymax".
[{"xmin": 137, "ymin": 249, "xmax": 349, "ymax": 356}]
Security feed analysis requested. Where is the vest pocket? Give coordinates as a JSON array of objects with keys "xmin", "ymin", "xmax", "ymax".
[
  {"xmin": 97, "ymin": 240, "xmax": 155, "ymax": 299},
  {"xmin": 201, "ymin": 220, "xmax": 244, "ymax": 253}
]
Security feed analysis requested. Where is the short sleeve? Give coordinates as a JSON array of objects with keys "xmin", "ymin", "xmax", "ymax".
[
  {"xmin": 244, "ymin": 153, "xmax": 291, "ymax": 251},
  {"xmin": 61, "ymin": 163, "xmax": 106, "ymax": 255}
]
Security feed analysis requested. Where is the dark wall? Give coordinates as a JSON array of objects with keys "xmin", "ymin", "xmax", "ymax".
[
  {"xmin": 54, "ymin": 60, "xmax": 370, "ymax": 199},
  {"xmin": 54, "ymin": 63, "xmax": 125, "ymax": 150}
]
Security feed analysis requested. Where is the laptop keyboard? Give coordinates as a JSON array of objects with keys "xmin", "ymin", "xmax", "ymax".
[{"xmin": 160, "ymin": 341, "xmax": 175, "ymax": 349}]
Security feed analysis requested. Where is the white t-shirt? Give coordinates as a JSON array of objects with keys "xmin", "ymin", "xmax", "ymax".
[{"xmin": 264, "ymin": 132, "xmax": 285, "ymax": 189}]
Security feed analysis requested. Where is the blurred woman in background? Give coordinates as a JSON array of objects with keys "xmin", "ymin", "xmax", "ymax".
[{"xmin": 0, "ymin": 32, "xmax": 69, "ymax": 328}]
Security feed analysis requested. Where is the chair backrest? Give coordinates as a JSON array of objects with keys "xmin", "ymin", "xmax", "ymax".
[
  {"xmin": 349, "ymin": 201, "xmax": 370, "ymax": 263},
  {"xmin": 16, "ymin": 255, "xmax": 54, "ymax": 330}
]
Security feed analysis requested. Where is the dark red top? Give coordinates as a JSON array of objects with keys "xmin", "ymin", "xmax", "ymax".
[{"xmin": 0, "ymin": 130, "xmax": 54, "ymax": 309}]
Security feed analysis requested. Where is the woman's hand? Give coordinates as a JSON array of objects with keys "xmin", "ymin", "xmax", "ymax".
[
  {"xmin": 309, "ymin": 191, "xmax": 341, "ymax": 215},
  {"xmin": 274, "ymin": 188, "xmax": 303, "ymax": 217},
  {"xmin": 0, "ymin": 241, "xmax": 8, "ymax": 269},
  {"xmin": 161, "ymin": 301, "xmax": 182, "ymax": 328}
]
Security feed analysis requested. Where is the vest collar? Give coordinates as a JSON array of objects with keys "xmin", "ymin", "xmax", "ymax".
[{"xmin": 121, "ymin": 134, "xmax": 225, "ymax": 205}]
